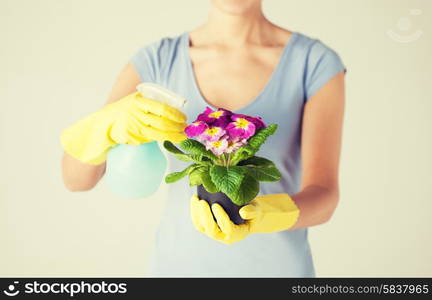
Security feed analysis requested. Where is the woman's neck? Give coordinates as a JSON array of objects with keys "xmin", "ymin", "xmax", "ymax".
[{"xmin": 194, "ymin": 4, "xmax": 276, "ymax": 47}]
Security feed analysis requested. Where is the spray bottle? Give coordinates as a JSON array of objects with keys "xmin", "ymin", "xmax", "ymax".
[{"xmin": 104, "ymin": 83, "xmax": 187, "ymax": 198}]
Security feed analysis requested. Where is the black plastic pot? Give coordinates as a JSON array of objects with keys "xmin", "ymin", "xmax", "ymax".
[{"xmin": 197, "ymin": 185, "xmax": 245, "ymax": 225}]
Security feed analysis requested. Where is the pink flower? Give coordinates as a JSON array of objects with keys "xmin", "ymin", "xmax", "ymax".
[
  {"xmin": 196, "ymin": 106, "xmax": 232, "ymax": 126},
  {"xmin": 198, "ymin": 126, "xmax": 226, "ymax": 142},
  {"xmin": 231, "ymin": 114, "xmax": 266, "ymax": 130},
  {"xmin": 225, "ymin": 137, "xmax": 247, "ymax": 153},
  {"xmin": 184, "ymin": 121, "xmax": 208, "ymax": 138},
  {"xmin": 212, "ymin": 116, "xmax": 231, "ymax": 128},
  {"xmin": 226, "ymin": 117, "xmax": 256, "ymax": 139},
  {"xmin": 205, "ymin": 137, "xmax": 228, "ymax": 156}
]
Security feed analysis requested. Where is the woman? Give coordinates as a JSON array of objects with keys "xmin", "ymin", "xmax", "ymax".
[{"xmin": 61, "ymin": 0, "xmax": 345, "ymax": 277}]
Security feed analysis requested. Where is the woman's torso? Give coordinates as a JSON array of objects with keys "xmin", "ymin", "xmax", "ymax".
[{"xmin": 129, "ymin": 29, "xmax": 345, "ymax": 277}]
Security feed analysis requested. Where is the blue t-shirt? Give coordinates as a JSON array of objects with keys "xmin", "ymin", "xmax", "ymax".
[{"xmin": 130, "ymin": 31, "xmax": 346, "ymax": 277}]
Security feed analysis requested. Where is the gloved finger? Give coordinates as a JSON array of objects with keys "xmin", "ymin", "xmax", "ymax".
[
  {"xmin": 211, "ymin": 203, "xmax": 236, "ymax": 235},
  {"xmin": 190, "ymin": 195, "xmax": 205, "ymax": 233},
  {"xmin": 127, "ymin": 130, "xmax": 153, "ymax": 145},
  {"xmin": 131, "ymin": 110, "xmax": 187, "ymax": 133},
  {"xmin": 198, "ymin": 200, "xmax": 222, "ymax": 237},
  {"xmin": 137, "ymin": 124, "xmax": 187, "ymax": 143},
  {"xmin": 135, "ymin": 95, "xmax": 187, "ymax": 124},
  {"xmin": 239, "ymin": 203, "xmax": 260, "ymax": 220},
  {"xmin": 110, "ymin": 120, "xmax": 152, "ymax": 145}
]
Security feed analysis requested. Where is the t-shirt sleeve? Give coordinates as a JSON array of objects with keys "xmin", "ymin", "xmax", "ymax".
[
  {"xmin": 129, "ymin": 39, "xmax": 162, "ymax": 83},
  {"xmin": 304, "ymin": 40, "xmax": 346, "ymax": 102}
]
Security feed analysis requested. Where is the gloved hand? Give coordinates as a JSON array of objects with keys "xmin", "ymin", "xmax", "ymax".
[
  {"xmin": 190, "ymin": 193, "xmax": 300, "ymax": 245},
  {"xmin": 61, "ymin": 91, "xmax": 187, "ymax": 165}
]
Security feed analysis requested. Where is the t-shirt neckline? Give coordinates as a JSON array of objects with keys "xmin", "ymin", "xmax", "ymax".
[{"xmin": 181, "ymin": 31, "xmax": 299, "ymax": 113}]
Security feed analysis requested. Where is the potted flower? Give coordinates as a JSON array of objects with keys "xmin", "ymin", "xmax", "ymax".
[{"xmin": 163, "ymin": 107, "xmax": 282, "ymax": 225}]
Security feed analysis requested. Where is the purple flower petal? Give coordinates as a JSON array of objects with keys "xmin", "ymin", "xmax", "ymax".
[
  {"xmin": 196, "ymin": 106, "xmax": 233, "ymax": 125},
  {"xmin": 225, "ymin": 138, "xmax": 246, "ymax": 153},
  {"xmin": 226, "ymin": 118, "xmax": 256, "ymax": 139},
  {"xmin": 231, "ymin": 114, "xmax": 266, "ymax": 130},
  {"xmin": 218, "ymin": 108, "xmax": 233, "ymax": 117},
  {"xmin": 206, "ymin": 138, "xmax": 228, "ymax": 156},
  {"xmin": 196, "ymin": 107, "xmax": 212, "ymax": 122},
  {"xmin": 184, "ymin": 121, "xmax": 208, "ymax": 138},
  {"xmin": 198, "ymin": 126, "xmax": 226, "ymax": 142},
  {"xmin": 248, "ymin": 116, "xmax": 266, "ymax": 130},
  {"xmin": 212, "ymin": 116, "xmax": 231, "ymax": 128}
]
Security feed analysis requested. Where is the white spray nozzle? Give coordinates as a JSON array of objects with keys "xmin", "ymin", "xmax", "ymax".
[{"xmin": 136, "ymin": 82, "xmax": 187, "ymax": 109}]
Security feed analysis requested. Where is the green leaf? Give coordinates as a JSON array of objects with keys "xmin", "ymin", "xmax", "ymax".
[
  {"xmin": 174, "ymin": 153, "xmax": 193, "ymax": 162},
  {"xmin": 201, "ymin": 172, "xmax": 219, "ymax": 193},
  {"xmin": 230, "ymin": 148, "xmax": 253, "ymax": 166},
  {"xmin": 209, "ymin": 165, "xmax": 259, "ymax": 205},
  {"xmin": 187, "ymin": 165, "xmax": 219, "ymax": 192},
  {"xmin": 238, "ymin": 156, "xmax": 275, "ymax": 167},
  {"xmin": 245, "ymin": 165, "xmax": 282, "ymax": 182},
  {"xmin": 188, "ymin": 165, "xmax": 209, "ymax": 186},
  {"xmin": 179, "ymin": 139, "xmax": 217, "ymax": 161},
  {"xmin": 164, "ymin": 139, "xmax": 212, "ymax": 165},
  {"xmin": 209, "ymin": 165, "xmax": 246, "ymax": 196},
  {"xmin": 162, "ymin": 141, "xmax": 198, "ymax": 162},
  {"xmin": 229, "ymin": 125, "xmax": 278, "ymax": 166},
  {"xmin": 247, "ymin": 124, "xmax": 278, "ymax": 151},
  {"xmin": 174, "ymin": 153, "xmax": 211, "ymax": 165},
  {"xmin": 237, "ymin": 156, "xmax": 282, "ymax": 182},
  {"xmin": 163, "ymin": 140, "xmax": 185, "ymax": 155},
  {"xmin": 230, "ymin": 174, "xmax": 259, "ymax": 206},
  {"xmin": 165, "ymin": 164, "xmax": 198, "ymax": 183}
]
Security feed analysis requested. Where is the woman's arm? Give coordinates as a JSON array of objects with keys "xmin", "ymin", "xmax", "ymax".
[
  {"xmin": 61, "ymin": 62, "xmax": 141, "ymax": 191},
  {"xmin": 290, "ymin": 71, "xmax": 345, "ymax": 229}
]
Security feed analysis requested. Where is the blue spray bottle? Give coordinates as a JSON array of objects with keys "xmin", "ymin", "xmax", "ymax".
[{"xmin": 104, "ymin": 83, "xmax": 187, "ymax": 198}]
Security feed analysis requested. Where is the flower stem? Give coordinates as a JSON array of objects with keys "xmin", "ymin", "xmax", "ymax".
[{"xmin": 221, "ymin": 153, "xmax": 226, "ymax": 166}]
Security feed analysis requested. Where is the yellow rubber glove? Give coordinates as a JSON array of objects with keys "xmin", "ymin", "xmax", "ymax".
[
  {"xmin": 61, "ymin": 91, "xmax": 187, "ymax": 165},
  {"xmin": 239, "ymin": 193, "xmax": 300, "ymax": 233},
  {"xmin": 190, "ymin": 193, "xmax": 300, "ymax": 245},
  {"xmin": 190, "ymin": 194, "xmax": 250, "ymax": 245}
]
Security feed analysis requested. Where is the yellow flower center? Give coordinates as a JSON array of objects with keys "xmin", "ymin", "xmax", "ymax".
[
  {"xmin": 192, "ymin": 121, "xmax": 201, "ymax": 126},
  {"xmin": 212, "ymin": 140, "xmax": 223, "ymax": 148},
  {"xmin": 235, "ymin": 118, "xmax": 250, "ymax": 129},
  {"xmin": 205, "ymin": 127, "xmax": 220, "ymax": 136},
  {"xmin": 209, "ymin": 111, "xmax": 224, "ymax": 118}
]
